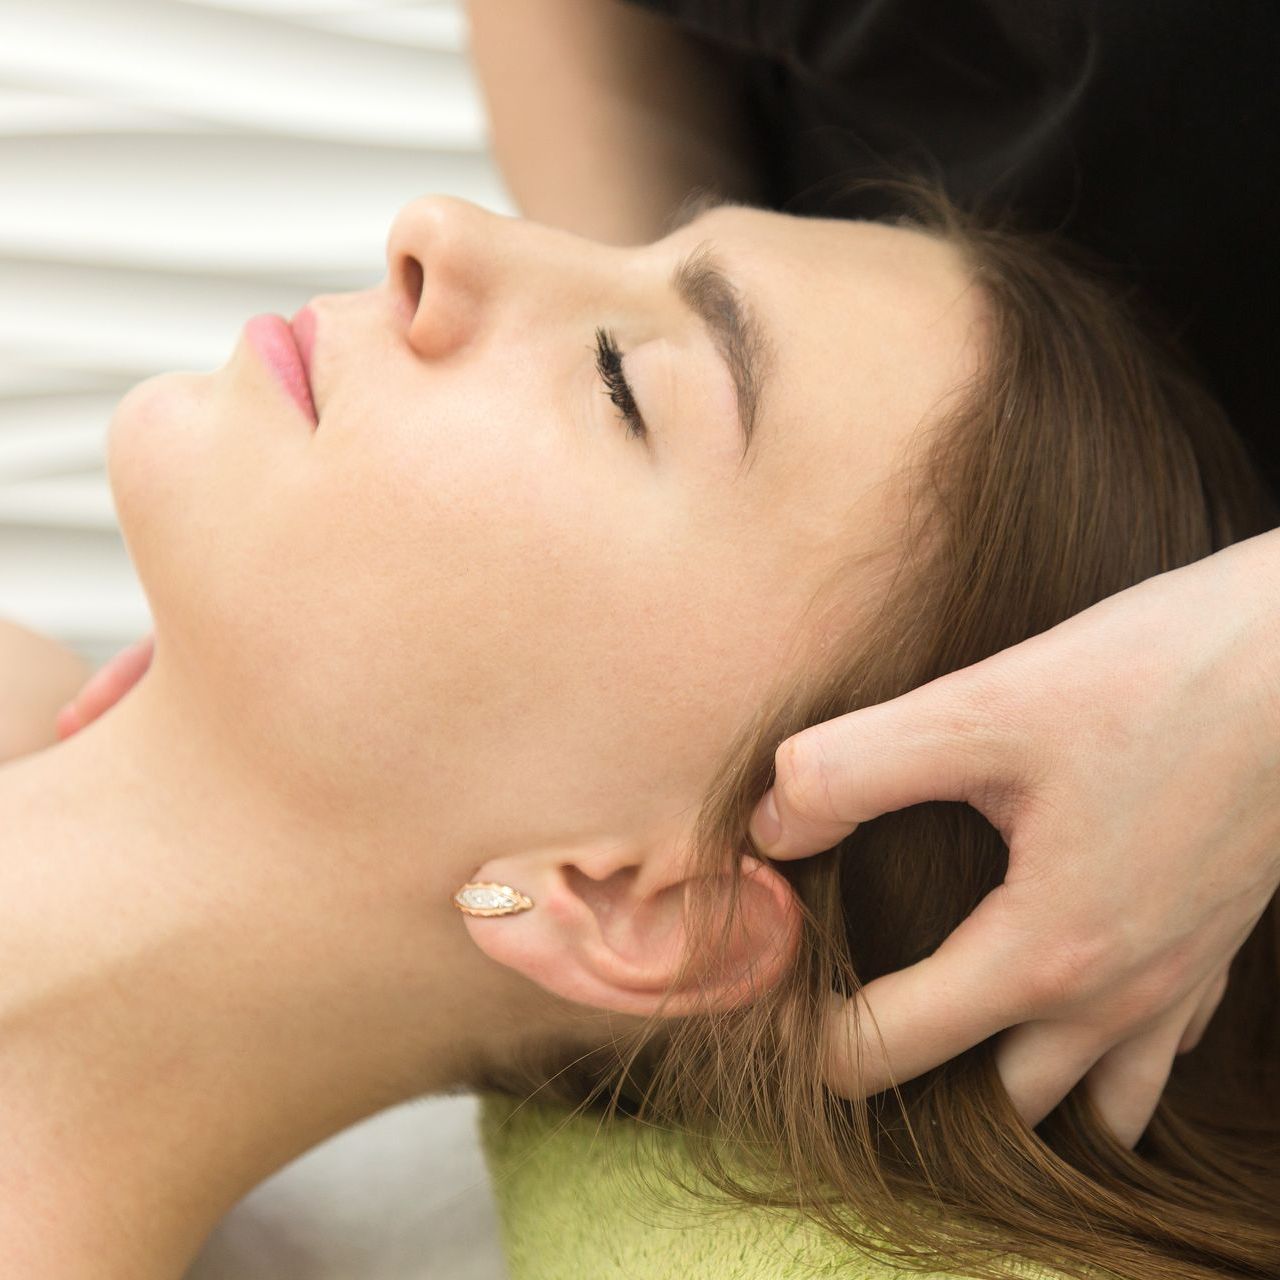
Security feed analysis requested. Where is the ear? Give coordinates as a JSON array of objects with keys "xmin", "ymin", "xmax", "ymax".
[{"xmin": 458, "ymin": 847, "xmax": 801, "ymax": 1017}]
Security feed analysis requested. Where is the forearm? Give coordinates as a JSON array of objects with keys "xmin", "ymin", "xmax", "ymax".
[
  {"xmin": 466, "ymin": 0, "xmax": 761, "ymax": 245},
  {"xmin": 0, "ymin": 619, "xmax": 91, "ymax": 760}
]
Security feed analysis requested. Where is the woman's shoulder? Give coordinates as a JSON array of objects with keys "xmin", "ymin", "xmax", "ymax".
[{"xmin": 477, "ymin": 1092, "xmax": 1066, "ymax": 1280}]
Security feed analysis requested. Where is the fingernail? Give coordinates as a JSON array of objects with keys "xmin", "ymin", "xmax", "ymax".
[{"xmin": 750, "ymin": 790, "xmax": 781, "ymax": 852}]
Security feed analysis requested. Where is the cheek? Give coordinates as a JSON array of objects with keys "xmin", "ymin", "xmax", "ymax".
[
  {"xmin": 114, "ymin": 371, "xmax": 809, "ymax": 832},
  {"xmin": 264, "ymin": 423, "xmax": 809, "ymax": 827},
  {"xmin": 257, "ymin": 416, "xmax": 724, "ymax": 822},
  {"xmin": 169, "ymin": 398, "xmax": 632, "ymax": 811}
]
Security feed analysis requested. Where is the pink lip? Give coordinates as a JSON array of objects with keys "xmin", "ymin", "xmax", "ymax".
[
  {"xmin": 245, "ymin": 312, "xmax": 318, "ymax": 428},
  {"xmin": 290, "ymin": 304, "xmax": 317, "ymax": 389}
]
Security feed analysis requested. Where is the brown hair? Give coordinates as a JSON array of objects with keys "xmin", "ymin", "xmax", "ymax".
[{"xmin": 489, "ymin": 185, "xmax": 1280, "ymax": 1279}]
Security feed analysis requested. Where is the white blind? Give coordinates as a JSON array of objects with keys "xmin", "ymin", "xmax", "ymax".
[{"xmin": 0, "ymin": 0, "xmax": 516, "ymax": 668}]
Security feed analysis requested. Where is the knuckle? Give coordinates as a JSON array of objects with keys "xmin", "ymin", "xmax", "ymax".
[
  {"xmin": 1115, "ymin": 939, "xmax": 1202, "ymax": 1022},
  {"xmin": 774, "ymin": 732, "xmax": 836, "ymax": 825},
  {"xmin": 1027, "ymin": 934, "xmax": 1202, "ymax": 1033},
  {"xmin": 1026, "ymin": 931, "xmax": 1115, "ymax": 1011},
  {"xmin": 1148, "ymin": 939, "xmax": 1199, "ymax": 997},
  {"xmin": 933, "ymin": 675, "xmax": 1030, "ymax": 810},
  {"xmin": 1100, "ymin": 977, "xmax": 1170, "ymax": 1032}
]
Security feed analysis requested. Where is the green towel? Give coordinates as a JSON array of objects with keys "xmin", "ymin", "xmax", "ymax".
[{"xmin": 478, "ymin": 1092, "xmax": 1066, "ymax": 1280}]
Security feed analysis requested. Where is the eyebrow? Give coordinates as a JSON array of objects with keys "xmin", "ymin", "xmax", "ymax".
[{"xmin": 662, "ymin": 192, "xmax": 773, "ymax": 462}]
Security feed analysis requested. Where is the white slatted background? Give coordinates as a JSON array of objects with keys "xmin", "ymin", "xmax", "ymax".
[{"xmin": 2, "ymin": 2, "xmax": 512, "ymax": 1276}]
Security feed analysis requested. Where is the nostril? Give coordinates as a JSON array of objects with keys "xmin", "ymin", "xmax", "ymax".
[{"xmin": 398, "ymin": 254, "xmax": 424, "ymax": 322}]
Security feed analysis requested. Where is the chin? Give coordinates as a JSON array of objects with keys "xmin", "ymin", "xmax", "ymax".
[
  {"xmin": 107, "ymin": 370, "xmax": 206, "ymax": 506},
  {"xmin": 107, "ymin": 371, "xmax": 220, "ymax": 626}
]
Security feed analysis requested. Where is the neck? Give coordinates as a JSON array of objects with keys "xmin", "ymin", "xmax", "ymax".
[{"xmin": 0, "ymin": 668, "xmax": 540, "ymax": 1279}]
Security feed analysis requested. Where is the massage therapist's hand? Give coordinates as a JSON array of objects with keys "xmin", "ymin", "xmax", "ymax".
[
  {"xmin": 53, "ymin": 633, "xmax": 153, "ymax": 741},
  {"xmin": 749, "ymin": 526, "xmax": 1280, "ymax": 1149}
]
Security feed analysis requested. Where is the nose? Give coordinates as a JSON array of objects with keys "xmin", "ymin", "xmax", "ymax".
[{"xmin": 384, "ymin": 194, "xmax": 516, "ymax": 360}]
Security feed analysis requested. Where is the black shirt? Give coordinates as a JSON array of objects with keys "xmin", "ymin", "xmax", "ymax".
[{"xmin": 626, "ymin": 0, "xmax": 1280, "ymax": 498}]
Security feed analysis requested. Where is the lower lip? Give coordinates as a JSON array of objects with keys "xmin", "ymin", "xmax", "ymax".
[{"xmin": 244, "ymin": 314, "xmax": 317, "ymax": 427}]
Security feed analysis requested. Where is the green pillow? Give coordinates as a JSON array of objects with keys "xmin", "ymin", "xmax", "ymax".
[{"xmin": 478, "ymin": 1092, "xmax": 1065, "ymax": 1280}]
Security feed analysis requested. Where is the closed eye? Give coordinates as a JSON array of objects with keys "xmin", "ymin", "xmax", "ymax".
[{"xmin": 593, "ymin": 327, "xmax": 647, "ymax": 442}]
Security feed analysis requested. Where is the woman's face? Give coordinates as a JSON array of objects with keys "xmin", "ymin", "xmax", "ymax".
[{"xmin": 106, "ymin": 196, "xmax": 983, "ymax": 865}]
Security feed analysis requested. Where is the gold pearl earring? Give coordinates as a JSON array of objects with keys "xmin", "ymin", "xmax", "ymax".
[{"xmin": 453, "ymin": 881, "xmax": 534, "ymax": 917}]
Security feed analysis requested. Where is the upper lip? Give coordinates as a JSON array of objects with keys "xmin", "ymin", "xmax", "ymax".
[{"xmin": 290, "ymin": 304, "xmax": 319, "ymax": 418}]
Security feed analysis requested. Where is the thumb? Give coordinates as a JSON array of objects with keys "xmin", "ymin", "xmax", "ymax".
[{"xmin": 749, "ymin": 666, "xmax": 1014, "ymax": 860}]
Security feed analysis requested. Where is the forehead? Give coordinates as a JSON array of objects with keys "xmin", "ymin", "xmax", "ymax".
[
  {"xmin": 679, "ymin": 204, "xmax": 986, "ymax": 544},
  {"xmin": 687, "ymin": 204, "xmax": 984, "ymax": 441}
]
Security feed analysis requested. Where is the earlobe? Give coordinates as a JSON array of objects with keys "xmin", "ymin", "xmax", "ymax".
[{"xmin": 458, "ymin": 849, "xmax": 800, "ymax": 1018}]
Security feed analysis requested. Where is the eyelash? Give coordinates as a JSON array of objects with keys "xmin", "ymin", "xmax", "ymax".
[{"xmin": 593, "ymin": 327, "xmax": 647, "ymax": 441}]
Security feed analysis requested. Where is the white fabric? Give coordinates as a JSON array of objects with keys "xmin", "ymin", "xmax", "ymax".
[{"xmin": 185, "ymin": 1095, "xmax": 507, "ymax": 1280}]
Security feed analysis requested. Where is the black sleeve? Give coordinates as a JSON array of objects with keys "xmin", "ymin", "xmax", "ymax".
[{"xmin": 623, "ymin": 0, "xmax": 1280, "ymax": 502}]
